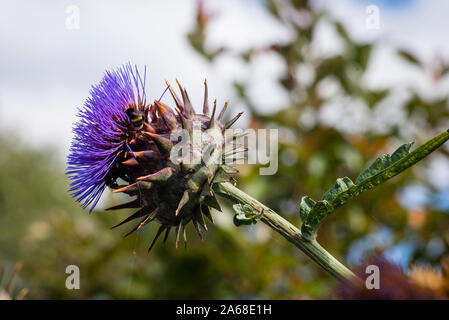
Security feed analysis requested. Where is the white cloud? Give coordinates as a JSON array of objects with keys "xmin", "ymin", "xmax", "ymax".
[{"xmin": 0, "ymin": 0, "xmax": 293, "ymax": 159}]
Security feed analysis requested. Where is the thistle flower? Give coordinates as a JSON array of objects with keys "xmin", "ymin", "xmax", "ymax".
[
  {"xmin": 67, "ymin": 63, "xmax": 243, "ymax": 250},
  {"xmin": 67, "ymin": 63, "xmax": 147, "ymax": 212}
]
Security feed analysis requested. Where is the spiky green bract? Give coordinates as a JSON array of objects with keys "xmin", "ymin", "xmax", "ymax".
[{"xmin": 106, "ymin": 78, "xmax": 242, "ymax": 250}]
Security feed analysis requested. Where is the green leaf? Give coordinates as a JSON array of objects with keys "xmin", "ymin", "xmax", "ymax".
[
  {"xmin": 266, "ymin": 0, "xmax": 281, "ymax": 20},
  {"xmin": 355, "ymin": 44, "xmax": 372, "ymax": 70},
  {"xmin": 301, "ymin": 200, "xmax": 333, "ymax": 240},
  {"xmin": 354, "ymin": 142, "xmax": 413, "ymax": 184},
  {"xmin": 299, "ymin": 196, "xmax": 316, "ymax": 222},
  {"xmin": 335, "ymin": 21, "xmax": 351, "ymax": 44},
  {"xmin": 232, "ymin": 203, "xmax": 260, "ymax": 226},
  {"xmin": 299, "ymin": 131, "xmax": 449, "ymax": 238},
  {"xmin": 301, "ymin": 177, "xmax": 354, "ymax": 239},
  {"xmin": 391, "ymin": 142, "xmax": 414, "ymax": 162},
  {"xmin": 363, "ymin": 89, "xmax": 389, "ymax": 108},
  {"xmin": 398, "ymin": 49, "xmax": 422, "ymax": 67},
  {"xmin": 323, "ymin": 177, "xmax": 356, "ymax": 203}
]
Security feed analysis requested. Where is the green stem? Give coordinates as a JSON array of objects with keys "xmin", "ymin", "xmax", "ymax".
[{"xmin": 215, "ymin": 182, "xmax": 361, "ymax": 285}]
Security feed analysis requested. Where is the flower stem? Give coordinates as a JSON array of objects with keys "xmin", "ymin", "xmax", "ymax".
[{"xmin": 215, "ymin": 181, "xmax": 361, "ymax": 285}]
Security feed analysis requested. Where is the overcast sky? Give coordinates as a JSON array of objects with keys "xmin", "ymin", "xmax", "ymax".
[{"xmin": 1, "ymin": 0, "xmax": 448, "ymax": 170}]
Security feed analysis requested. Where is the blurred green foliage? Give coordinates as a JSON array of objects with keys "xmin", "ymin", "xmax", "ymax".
[
  {"xmin": 1, "ymin": 0, "xmax": 449, "ymax": 299},
  {"xmin": 187, "ymin": 0, "xmax": 449, "ymax": 296},
  {"xmin": 0, "ymin": 133, "xmax": 330, "ymax": 299}
]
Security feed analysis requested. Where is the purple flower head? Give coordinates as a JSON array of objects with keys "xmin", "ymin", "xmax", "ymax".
[{"xmin": 67, "ymin": 63, "xmax": 147, "ymax": 212}]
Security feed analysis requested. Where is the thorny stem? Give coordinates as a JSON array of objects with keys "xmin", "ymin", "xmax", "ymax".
[{"xmin": 215, "ymin": 182, "xmax": 362, "ymax": 286}]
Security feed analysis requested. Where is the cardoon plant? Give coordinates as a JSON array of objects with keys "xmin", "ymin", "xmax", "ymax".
[{"xmin": 67, "ymin": 63, "xmax": 449, "ymax": 285}]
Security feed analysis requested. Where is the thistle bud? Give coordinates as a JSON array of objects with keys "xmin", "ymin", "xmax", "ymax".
[{"xmin": 67, "ymin": 64, "xmax": 243, "ymax": 250}]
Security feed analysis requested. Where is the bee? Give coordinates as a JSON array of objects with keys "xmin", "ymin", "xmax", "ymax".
[{"xmin": 125, "ymin": 107, "xmax": 145, "ymax": 131}]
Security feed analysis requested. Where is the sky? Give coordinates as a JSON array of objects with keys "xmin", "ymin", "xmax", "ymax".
[
  {"xmin": 0, "ymin": 0, "xmax": 289, "ymax": 158},
  {"xmin": 0, "ymin": 0, "xmax": 448, "ymax": 180}
]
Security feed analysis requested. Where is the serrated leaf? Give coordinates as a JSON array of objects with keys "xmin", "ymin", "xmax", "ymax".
[
  {"xmin": 323, "ymin": 177, "xmax": 355, "ymax": 203},
  {"xmin": 355, "ymin": 143, "xmax": 412, "ymax": 184},
  {"xmin": 232, "ymin": 203, "xmax": 252, "ymax": 215},
  {"xmin": 299, "ymin": 196, "xmax": 316, "ymax": 222},
  {"xmin": 298, "ymin": 131, "xmax": 449, "ymax": 237},
  {"xmin": 301, "ymin": 200, "xmax": 333, "ymax": 240},
  {"xmin": 340, "ymin": 133, "xmax": 446, "ymax": 208},
  {"xmin": 391, "ymin": 142, "xmax": 413, "ymax": 162},
  {"xmin": 232, "ymin": 204, "xmax": 260, "ymax": 226}
]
